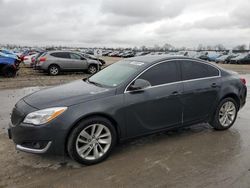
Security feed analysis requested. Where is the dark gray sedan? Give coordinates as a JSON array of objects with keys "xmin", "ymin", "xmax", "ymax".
[{"xmin": 9, "ymin": 56, "xmax": 247, "ymax": 165}]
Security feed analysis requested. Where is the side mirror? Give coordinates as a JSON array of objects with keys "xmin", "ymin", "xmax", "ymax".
[{"xmin": 128, "ymin": 79, "xmax": 151, "ymax": 92}]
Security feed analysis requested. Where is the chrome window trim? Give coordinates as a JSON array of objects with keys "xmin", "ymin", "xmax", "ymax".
[{"xmin": 124, "ymin": 59, "xmax": 221, "ymax": 93}]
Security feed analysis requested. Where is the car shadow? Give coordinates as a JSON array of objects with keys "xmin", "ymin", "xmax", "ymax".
[{"xmin": 13, "ymin": 123, "xmax": 241, "ymax": 170}]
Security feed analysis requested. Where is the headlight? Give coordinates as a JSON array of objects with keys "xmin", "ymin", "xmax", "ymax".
[{"xmin": 23, "ymin": 107, "xmax": 67, "ymax": 125}]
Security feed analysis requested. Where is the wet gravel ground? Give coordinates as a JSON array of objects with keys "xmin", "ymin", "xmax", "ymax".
[
  {"xmin": 0, "ymin": 75, "xmax": 249, "ymax": 188},
  {"xmin": 0, "ymin": 57, "xmax": 120, "ymax": 90}
]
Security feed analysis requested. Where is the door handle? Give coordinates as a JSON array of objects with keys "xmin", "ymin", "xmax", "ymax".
[{"xmin": 171, "ymin": 91, "xmax": 179, "ymax": 96}]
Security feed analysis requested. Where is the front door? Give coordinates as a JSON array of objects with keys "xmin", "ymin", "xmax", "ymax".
[
  {"xmin": 124, "ymin": 61, "xmax": 183, "ymax": 138},
  {"xmin": 69, "ymin": 53, "xmax": 87, "ymax": 70}
]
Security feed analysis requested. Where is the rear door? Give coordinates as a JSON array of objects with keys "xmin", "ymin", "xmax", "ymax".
[
  {"xmin": 50, "ymin": 52, "xmax": 71, "ymax": 70},
  {"xmin": 179, "ymin": 60, "xmax": 221, "ymax": 124}
]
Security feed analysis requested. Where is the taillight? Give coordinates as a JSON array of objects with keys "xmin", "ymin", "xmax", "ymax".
[
  {"xmin": 39, "ymin": 57, "xmax": 46, "ymax": 62},
  {"xmin": 240, "ymin": 78, "xmax": 246, "ymax": 85},
  {"xmin": 23, "ymin": 56, "xmax": 28, "ymax": 60}
]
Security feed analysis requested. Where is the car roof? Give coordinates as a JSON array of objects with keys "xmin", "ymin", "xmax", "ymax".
[
  {"xmin": 127, "ymin": 55, "xmax": 204, "ymax": 64},
  {"xmin": 48, "ymin": 50, "xmax": 81, "ymax": 54}
]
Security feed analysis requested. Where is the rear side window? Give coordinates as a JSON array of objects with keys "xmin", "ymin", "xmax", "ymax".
[
  {"xmin": 180, "ymin": 60, "xmax": 219, "ymax": 80},
  {"xmin": 138, "ymin": 61, "xmax": 180, "ymax": 86},
  {"xmin": 50, "ymin": 52, "xmax": 70, "ymax": 59}
]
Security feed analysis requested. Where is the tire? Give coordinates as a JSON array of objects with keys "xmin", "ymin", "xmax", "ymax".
[
  {"xmin": 48, "ymin": 65, "xmax": 60, "ymax": 76},
  {"xmin": 67, "ymin": 117, "xmax": 117, "ymax": 165},
  {"xmin": 88, "ymin": 65, "xmax": 98, "ymax": 74},
  {"xmin": 2, "ymin": 66, "xmax": 16, "ymax": 77},
  {"xmin": 210, "ymin": 97, "xmax": 238, "ymax": 130}
]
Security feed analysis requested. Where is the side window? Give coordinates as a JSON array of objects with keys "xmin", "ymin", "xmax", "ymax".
[
  {"xmin": 138, "ymin": 61, "xmax": 180, "ymax": 86},
  {"xmin": 50, "ymin": 52, "xmax": 70, "ymax": 59},
  {"xmin": 69, "ymin": 53, "xmax": 82, "ymax": 60},
  {"xmin": 180, "ymin": 60, "xmax": 219, "ymax": 80}
]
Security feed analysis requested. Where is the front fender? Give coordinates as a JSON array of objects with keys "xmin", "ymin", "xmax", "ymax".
[{"xmin": 62, "ymin": 94, "xmax": 126, "ymax": 141}]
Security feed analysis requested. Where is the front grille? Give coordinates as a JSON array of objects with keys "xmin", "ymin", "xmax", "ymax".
[{"xmin": 11, "ymin": 107, "xmax": 25, "ymax": 126}]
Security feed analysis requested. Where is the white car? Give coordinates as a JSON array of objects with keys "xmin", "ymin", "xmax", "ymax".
[{"xmin": 23, "ymin": 53, "xmax": 38, "ymax": 67}]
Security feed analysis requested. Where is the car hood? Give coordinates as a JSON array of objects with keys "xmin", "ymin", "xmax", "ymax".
[{"xmin": 23, "ymin": 80, "xmax": 115, "ymax": 109}]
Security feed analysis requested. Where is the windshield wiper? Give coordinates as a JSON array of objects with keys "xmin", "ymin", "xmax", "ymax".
[{"xmin": 87, "ymin": 79, "xmax": 103, "ymax": 87}]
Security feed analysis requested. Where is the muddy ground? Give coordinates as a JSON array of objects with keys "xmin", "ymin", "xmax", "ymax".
[
  {"xmin": 0, "ymin": 57, "xmax": 120, "ymax": 90},
  {"xmin": 0, "ymin": 58, "xmax": 250, "ymax": 188},
  {"xmin": 0, "ymin": 57, "xmax": 250, "ymax": 90}
]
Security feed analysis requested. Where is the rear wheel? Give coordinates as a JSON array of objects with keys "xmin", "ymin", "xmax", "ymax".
[
  {"xmin": 210, "ymin": 98, "xmax": 238, "ymax": 130},
  {"xmin": 48, "ymin": 65, "xmax": 60, "ymax": 76},
  {"xmin": 67, "ymin": 117, "xmax": 117, "ymax": 165}
]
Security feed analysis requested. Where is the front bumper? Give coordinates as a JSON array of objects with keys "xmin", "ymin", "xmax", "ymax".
[
  {"xmin": 8, "ymin": 121, "xmax": 67, "ymax": 155},
  {"xmin": 16, "ymin": 141, "xmax": 52, "ymax": 154}
]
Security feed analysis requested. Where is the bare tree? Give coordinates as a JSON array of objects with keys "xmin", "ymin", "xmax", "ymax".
[
  {"xmin": 197, "ymin": 44, "xmax": 204, "ymax": 51},
  {"xmin": 214, "ymin": 44, "xmax": 226, "ymax": 51},
  {"xmin": 140, "ymin": 45, "xmax": 147, "ymax": 51},
  {"xmin": 234, "ymin": 44, "xmax": 247, "ymax": 51},
  {"xmin": 162, "ymin": 43, "xmax": 174, "ymax": 51}
]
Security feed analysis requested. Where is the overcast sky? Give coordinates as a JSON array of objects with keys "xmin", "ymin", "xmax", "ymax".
[{"xmin": 0, "ymin": 0, "xmax": 249, "ymax": 48}]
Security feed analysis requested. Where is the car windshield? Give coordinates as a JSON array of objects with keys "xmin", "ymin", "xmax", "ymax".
[
  {"xmin": 235, "ymin": 54, "xmax": 247, "ymax": 59},
  {"xmin": 88, "ymin": 60, "xmax": 145, "ymax": 87}
]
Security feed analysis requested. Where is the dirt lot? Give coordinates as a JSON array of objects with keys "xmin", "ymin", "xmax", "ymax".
[
  {"xmin": 0, "ymin": 57, "xmax": 121, "ymax": 90},
  {"xmin": 0, "ymin": 57, "xmax": 250, "ymax": 90}
]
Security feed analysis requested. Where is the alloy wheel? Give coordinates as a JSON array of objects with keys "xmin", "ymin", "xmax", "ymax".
[
  {"xmin": 89, "ymin": 66, "xmax": 97, "ymax": 74},
  {"xmin": 219, "ymin": 101, "xmax": 236, "ymax": 127},
  {"xmin": 50, "ymin": 66, "xmax": 59, "ymax": 75},
  {"xmin": 76, "ymin": 124, "xmax": 112, "ymax": 160}
]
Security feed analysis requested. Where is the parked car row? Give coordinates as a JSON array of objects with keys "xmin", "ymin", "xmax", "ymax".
[
  {"xmin": 228, "ymin": 54, "xmax": 250, "ymax": 64},
  {"xmin": 0, "ymin": 48, "xmax": 108, "ymax": 77},
  {"xmin": 101, "ymin": 49, "xmax": 250, "ymax": 64},
  {"xmin": 1, "ymin": 47, "xmax": 250, "ymax": 78}
]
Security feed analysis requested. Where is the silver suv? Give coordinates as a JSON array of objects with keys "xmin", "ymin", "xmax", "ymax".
[{"xmin": 36, "ymin": 51, "xmax": 102, "ymax": 75}]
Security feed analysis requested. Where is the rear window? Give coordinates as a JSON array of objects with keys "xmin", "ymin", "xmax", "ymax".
[
  {"xmin": 50, "ymin": 52, "xmax": 70, "ymax": 59},
  {"xmin": 36, "ymin": 52, "xmax": 46, "ymax": 58},
  {"xmin": 180, "ymin": 60, "xmax": 219, "ymax": 80}
]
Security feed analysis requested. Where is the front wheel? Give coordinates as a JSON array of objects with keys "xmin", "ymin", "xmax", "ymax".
[
  {"xmin": 210, "ymin": 98, "xmax": 238, "ymax": 130},
  {"xmin": 88, "ymin": 65, "xmax": 98, "ymax": 74},
  {"xmin": 67, "ymin": 117, "xmax": 117, "ymax": 165}
]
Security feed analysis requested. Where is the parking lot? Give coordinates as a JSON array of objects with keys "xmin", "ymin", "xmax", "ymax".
[
  {"xmin": 1, "ymin": 56, "xmax": 250, "ymax": 90},
  {"xmin": 0, "ymin": 58, "xmax": 250, "ymax": 188}
]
